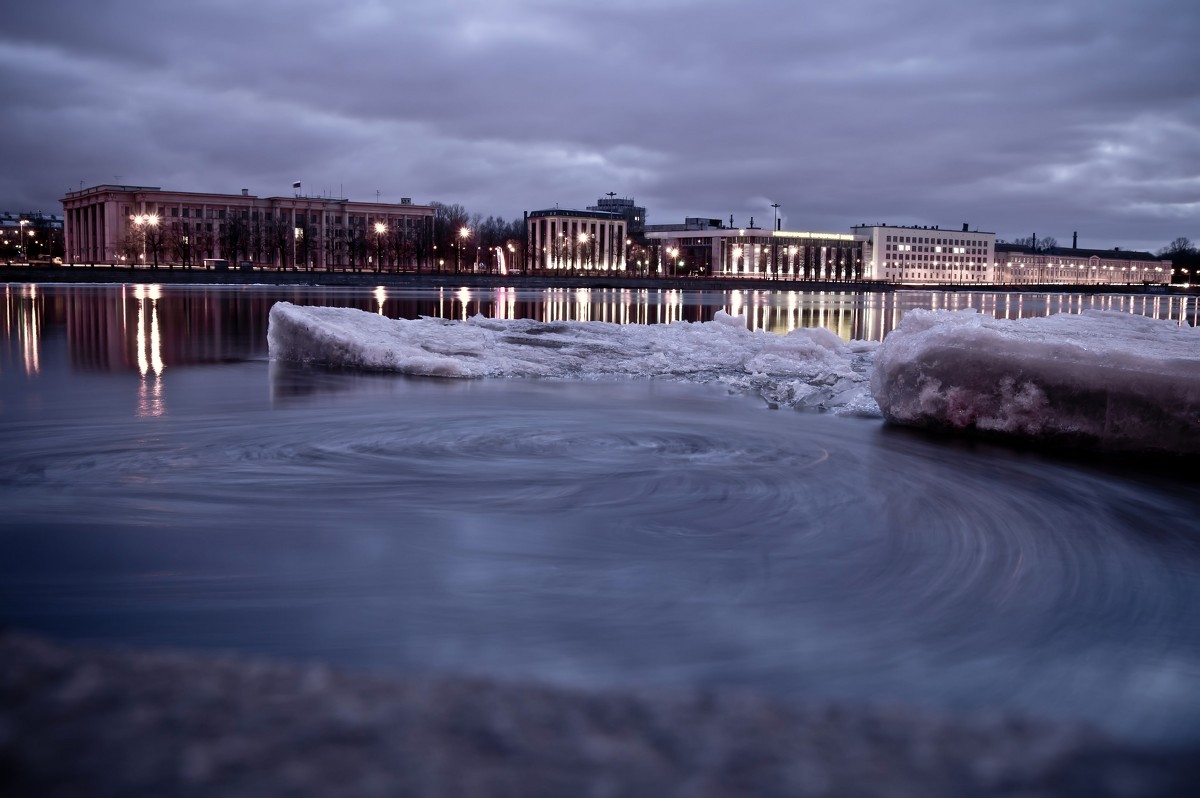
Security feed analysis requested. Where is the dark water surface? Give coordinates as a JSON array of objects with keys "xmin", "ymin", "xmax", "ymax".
[{"xmin": 2, "ymin": 283, "xmax": 1199, "ymax": 744}]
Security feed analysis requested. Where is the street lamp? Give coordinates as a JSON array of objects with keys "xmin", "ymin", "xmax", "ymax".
[
  {"xmin": 373, "ymin": 221, "xmax": 387, "ymax": 272},
  {"xmin": 456, "ymin": 226, "xmax": 470, "ymax": 273},
  {"xmin": 578, "ymin": 231, "xmax": 590, "ymax": 270},
  {"xmin": 18, "ymin": 219, "xmax": 29, "ymax": 262}
]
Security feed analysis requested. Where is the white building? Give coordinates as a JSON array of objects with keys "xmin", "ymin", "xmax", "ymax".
[
  {"xmin": 526, "ymin": 208, "xmax": 627, "ymax": 272},
  {"xmin": 852, "ymin": 223, "xmax": 996, "ymax": 284}
]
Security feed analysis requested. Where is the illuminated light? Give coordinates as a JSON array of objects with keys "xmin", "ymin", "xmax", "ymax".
[
  {"xmin": 374, "ymin": 222, "xmax": 388, "ymax": 235},
  {"xmin": 459, "ymin": 226, "xmax": 470, "ymax": 240}
]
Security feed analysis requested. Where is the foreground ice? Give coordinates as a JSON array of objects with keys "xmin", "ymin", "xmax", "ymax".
[
  {"xmin": 872, "ymin": 309, "xmax": 1200, "ymax": 454},
  {"xmin": 267, "ymin": 302, "xmax": 880, "ymax": 415}
]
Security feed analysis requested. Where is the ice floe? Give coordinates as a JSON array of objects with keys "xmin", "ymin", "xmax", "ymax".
[
  {"xmin": 871, "ymin": 309, "xmax": 1200, "ymax": 454},
  {"xmin": 267, "ymin": 302, "xmax": 880, "ymax": 415}
]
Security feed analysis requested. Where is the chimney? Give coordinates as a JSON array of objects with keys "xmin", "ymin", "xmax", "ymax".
[
  {"xmin": 1072, "ymin": 231, "xmax": 1077, "ymax": 249},
  {"xmin": 962, "ymin": 223, "xmax": 969, "ymax": 232},
  {"xmin": 1032, "ymin": 233, "xmax": 1037, "ymax": 250}
]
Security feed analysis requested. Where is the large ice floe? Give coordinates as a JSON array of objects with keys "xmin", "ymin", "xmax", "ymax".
[
  {"xmin": 267, "ymin": 302, "xmax": 881, "ymax": 415},
  {"xmin": 872, "ymin": 309, "xmax": 1200, "ymax": 454}
]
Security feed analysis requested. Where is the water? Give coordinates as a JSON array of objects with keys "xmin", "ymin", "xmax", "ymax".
[{"xmin": 2, "ymin": 283, "xmax": 1199, "ymax": 744}]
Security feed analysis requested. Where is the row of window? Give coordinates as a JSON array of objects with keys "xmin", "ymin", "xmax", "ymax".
[{"xmin": 885, "ymin": 234, "xmax": 986, "ymax": 246}]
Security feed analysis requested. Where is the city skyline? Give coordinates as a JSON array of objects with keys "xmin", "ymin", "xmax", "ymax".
[{"xmin": 1, "ymin": 0, "xmax": 1197, "ymax": 252}]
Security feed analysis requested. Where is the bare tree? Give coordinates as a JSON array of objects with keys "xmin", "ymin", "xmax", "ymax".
[
  {"xmin": 1158, "ymin": 237, "xmax": 1195, "ymax": 256},
  {"xmin": 167, "ymin": 222, "xmax": 193, "ymax": 268}
]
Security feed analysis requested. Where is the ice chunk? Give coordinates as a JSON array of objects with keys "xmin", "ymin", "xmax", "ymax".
[
  {"xmin": 268, "ymin": 302, "xmax": 880, "ymax": 416},
  {"xmin": 871, "ymin": 309, "xmax": 1200, "ymax": 454}
]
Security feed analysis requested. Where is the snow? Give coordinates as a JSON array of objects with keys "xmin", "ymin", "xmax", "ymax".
[
  {"xmin": 267, "ymin": 302, "xmax": 880, "ymax": 416},
  {"xmin": 268, "ymin": 302, "xmax": 1200, "ymax": 452},
  {"xmin": 871, "ymin": 309, "xmax": 1200, "ymax": 454}
]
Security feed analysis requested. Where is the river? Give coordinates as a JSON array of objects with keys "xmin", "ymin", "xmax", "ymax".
[{"xmin": 1, "ymin": 283, "xmax": 1198, "ymax": 744}]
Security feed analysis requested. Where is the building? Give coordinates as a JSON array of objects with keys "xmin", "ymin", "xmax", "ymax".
[
  {"xmin": 994, "ymin": 243, "xmax": 1170, "ymax": 285},
  {"xmin": 587, "ymin": 195, "xmax": 646, "ymax": 237},
  {"xmin": 60, "ymin": 185, "xmax": 434, "ymax": 269},
  {"xmin": 644, "ymin": 218, "xmax": 864, "ymax": 279},
  {"xmin": 526, "ymin": 207, "xmax": 628, "ymax": 272},
  {"xmin": 2, "ymin": 211, "xmax": 63, "ymax": 263},
  {"xmin": 852, "ymin": 223, "xmax": 996, "ymax": 284}
]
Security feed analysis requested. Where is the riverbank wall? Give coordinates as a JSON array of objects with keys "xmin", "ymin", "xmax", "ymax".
[{"xmin": 3, "ymin": 264, "xmax": 1196, "ymax": 295}]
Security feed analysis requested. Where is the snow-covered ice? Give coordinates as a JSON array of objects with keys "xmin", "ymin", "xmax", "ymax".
[
  {"xmin": 871, "ymin": 309, "xmax": 1200, "ymax": 454},
  {"xmin": 267, "ymin": 302, "xmax": 880, "ymax": 415},
  {"xmin": 268, "ymin": 302, "xmax": 1200, "ymax": 452}
]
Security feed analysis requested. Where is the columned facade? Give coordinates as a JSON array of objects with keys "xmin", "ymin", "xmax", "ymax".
[
  {"xmin": 643, "ymin": 225, "xmax": 864, "ymax": 279},
  {"xmin": 61, "ymin": 185, "xmax": 434, "ymax": 270},
  {"xmin": 526, "ymin": 209, "xmax": 626, "ymax": 272}
]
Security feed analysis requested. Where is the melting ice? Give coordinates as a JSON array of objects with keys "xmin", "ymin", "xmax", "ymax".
[
  {"xmin": 872, "ymin": 309, "xmax": 1200, "ymax": 454},
  {"xmin": 267, "ymin": 302, "xmax": 881, "ymax": 415},
  {"xmin": 268, "ymin": 303, "xmax": 1200, "ymax": 452}
]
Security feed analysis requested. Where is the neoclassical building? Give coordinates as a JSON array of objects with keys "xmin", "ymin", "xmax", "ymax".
[
  {"xmin": 526, "ymin": 207, "xmax": 628, "ymax": 272},
  {"xmin": 61, "ymin": 184, "xmax": 434, "ymax": 269},
  {"xmin": 993, "ymin": 243, "xmax": 1170, "ymax": 285}
]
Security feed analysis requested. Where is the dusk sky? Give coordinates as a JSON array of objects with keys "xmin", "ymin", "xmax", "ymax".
[{"xmin": 2, "ymin": 0, "xmax": 1197, "ymax": 251}]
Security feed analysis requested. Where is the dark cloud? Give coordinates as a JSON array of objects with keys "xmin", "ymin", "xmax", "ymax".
[{"xmin": 2, "ymin": 0, "xmax": 1197, "ymax": 250}]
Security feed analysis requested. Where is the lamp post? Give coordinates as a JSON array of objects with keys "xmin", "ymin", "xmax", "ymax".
[
  {"xmin": 578, "ymin": 231, "xmax": 590, "ymax": 271},
  {"xmin": 373, "ymin": 222, "xmax": 387, "ymax": 273},
  {"xmin": 456, "ymin": 226, "xmax": 470, "ymax": 274},
  {"xmin": 770, "ymin": 203, "xmax": 781, "ymax": 274},
  {"xmin": 130, "ymin": 213, "xmax": 161, "ymax": 268},
  {"xmin": 18, "ymin": 219, "xmax": 29, "ymax": 262}
]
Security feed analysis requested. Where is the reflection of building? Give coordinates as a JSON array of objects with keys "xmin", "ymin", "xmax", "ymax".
[
  {"xmin": 526, "ymin": 208, "xmax": 627, "ymax": 272},
  {"xmin": 60, "ymin": 184, "xmax": 434, "ymax": 269},
  {"xmin": 852, "ymin": 223, "xmax": 996, "ymax": 284},
  {"xmin": 994, "ymin": 243, "xmax": 1169, "ymax": 285},
  {"xmin": 645, "ymin": 218, "xmax": 864, "ymax": 279}
]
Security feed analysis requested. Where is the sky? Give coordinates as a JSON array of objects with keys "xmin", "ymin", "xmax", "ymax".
[{"xmin": 1, "ymin": 0, "xmax": 1197, "ymax": 252}]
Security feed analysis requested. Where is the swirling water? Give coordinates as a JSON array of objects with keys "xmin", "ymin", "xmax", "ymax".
[{"xmin": 1, "ymin": 284, "xmax": 1199, "ymax": 744}]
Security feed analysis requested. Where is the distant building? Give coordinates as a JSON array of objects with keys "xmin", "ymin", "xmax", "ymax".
[
  {"xmin": 994, "ymin": 243, "xmax": 1170, "ymax": 285},
  {"xmin": 645, "ymin": 218, "xmax": 864, "ymax": 279},
  {"xmin": 60, "ymin": 185, "xmax": 434, "ymax": 269},
  {"xmin": 852, "ymin": 223, "xmax": 996, "ymax": 284},
  {"xmin": 526, "ymin": 207, "xmax": 628, "ymax": 272},
  {"xmin": 2, "ymin": 211, "xmax": 63, "ymax": 262},
  {"xmin": 586, "ymin": 196, "xmax": 646, "ymax": 237}
]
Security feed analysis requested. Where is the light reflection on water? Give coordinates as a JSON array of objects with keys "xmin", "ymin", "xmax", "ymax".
[
  {"xmin": 1, "ymin": 283, "xmax": 1199, "ymax": 745},
  {"xmin": 3, "ymin": 283, "xmax": 1195, "ymax": 378}
]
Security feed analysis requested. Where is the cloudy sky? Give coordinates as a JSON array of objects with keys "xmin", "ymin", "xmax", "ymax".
[{"xmin": 2, "ymin": 0, "xmax": 1197, "ymax": 250}]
